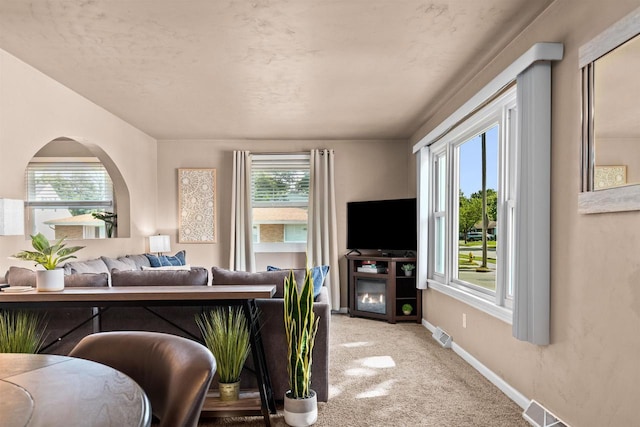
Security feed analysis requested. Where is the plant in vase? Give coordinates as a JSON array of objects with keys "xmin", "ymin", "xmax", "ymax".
[
  {"xmin": 91, "ymin": 211, "xmax": 117, "ymax": 238},
  {"xmin": 402, "ymin": 303, "xmax": 413, "ymax": 315},
  {"xmin": 0, "ymin": 310, "xmax": 48, "ymax": 353},
  {"xmin": 283, "ymin": 269, "xmax": 320, "ymax": 426},
  {"xmin": 401, "ymin": 263, "xmax": 415, "ymax": 276},
  {"xmin": 196, "ymin": 306, "xmax": 250, "ymax": 401},
  {"xmin": 12, "ymin": 233, "xmax": 84, "ymax": 291}
]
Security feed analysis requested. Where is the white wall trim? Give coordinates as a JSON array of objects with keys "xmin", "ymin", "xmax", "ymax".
[
  {"xmin": 422, "ymin": 319, "xmax": 530, "ymax": 410},
  {"xmin": 412, "ymin": 42, "xmax": 563, "ymax": 153}
]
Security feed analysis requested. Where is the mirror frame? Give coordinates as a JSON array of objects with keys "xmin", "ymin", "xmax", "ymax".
[{"xmin": 579, "ymin": 6, "xmax": 640, "ymax": 214}]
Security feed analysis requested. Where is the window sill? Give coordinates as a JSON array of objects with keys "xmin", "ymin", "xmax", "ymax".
[{"xmin": 427, "ymin": 280, "xmax": 513, "ymax": 324}]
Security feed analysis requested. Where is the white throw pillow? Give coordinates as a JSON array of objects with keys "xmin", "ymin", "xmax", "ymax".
[{"xmin": 141, "ymin": 264, "xmax": 191, "ymax": 271}]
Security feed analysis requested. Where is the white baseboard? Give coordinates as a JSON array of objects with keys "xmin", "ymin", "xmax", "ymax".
[
  {"xmin": 422, "ymin": 319, "xmax": 529, "ymax": 410},
  {"xmin": 333, "ymin": 307, "xmax": 349, "ymax": 314}
]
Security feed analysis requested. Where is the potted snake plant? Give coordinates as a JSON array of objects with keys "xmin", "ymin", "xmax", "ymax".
[
  {"xmin": 12, "ymin": 233, "xmax": 84, "ymax": 291},
  {"xmin": 196, "ymin": 306, "xmax": 250, "ymax": 401},
  {"xmin": 283, "ymin": 269, "xmax": 320, "ymax": 426}
]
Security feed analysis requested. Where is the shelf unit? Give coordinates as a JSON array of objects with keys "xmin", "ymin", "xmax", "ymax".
[{"xmin": 346, "ymin": 254, "xmax": 421, "ymax": 324}]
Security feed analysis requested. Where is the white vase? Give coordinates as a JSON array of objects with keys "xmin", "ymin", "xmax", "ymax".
[
  {"xmin": 404, "ymin": 270, "xmax": 413, "ymax": 276},
  {"xmin": 36, "ymin": 269, "xmax": 64, "ymax": 292},
  {"xmin": 284, "ymin": 390, "xmax": 317, "ymax": 426}
]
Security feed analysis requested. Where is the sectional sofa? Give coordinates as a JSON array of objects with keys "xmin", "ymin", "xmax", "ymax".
[{"xmin": 2, "ymin": 255, "xmax": 331, "ymax": 402}]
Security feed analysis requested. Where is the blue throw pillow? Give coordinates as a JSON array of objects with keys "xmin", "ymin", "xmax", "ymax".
[
  {"xmin": 145, "ymin": 250, "xmax": 186, "ymax": 267},
  {"xmin": 267, "ymin": 265, "xmax": 329, "ymax": 298}
]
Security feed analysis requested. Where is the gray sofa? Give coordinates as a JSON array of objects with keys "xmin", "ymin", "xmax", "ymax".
[{"xmin": 3, "ymin": 260, "xmax": 331, "ymax": 403}]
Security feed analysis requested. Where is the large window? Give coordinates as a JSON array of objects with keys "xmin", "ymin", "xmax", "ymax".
[
  {"xmin": 26, "ymin": 158, "xmax": 114, "ymax": 239},
  {"xmin": 251, "ymin": 154, "xmax": 310, "ymax": 252},
  {"xmin": 428, "ymin": 88, "xmax": 516, "ymax": 311}
]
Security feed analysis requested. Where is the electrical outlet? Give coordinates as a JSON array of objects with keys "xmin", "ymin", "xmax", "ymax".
[{"xmin": 462, "ymin": 313, "xmax": 467, "ymax": 328}]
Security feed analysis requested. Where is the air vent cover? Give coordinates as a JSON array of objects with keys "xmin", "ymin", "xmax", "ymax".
[
  {"xmin": 432, "ymin": 326, "xmax": 452, "ymax": 348},
  {"xmin": 523, "ymin": 400, "xmax": 568, "ymax": 427}
]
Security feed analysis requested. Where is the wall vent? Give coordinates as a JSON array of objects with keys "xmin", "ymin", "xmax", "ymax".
[
  {"xmin": 432, "ymin": 326, "xmax": 452, "ymax": 348},
  {"xmin": 523, "ymin": 400, "xmax": 569, "ymax": 427}
]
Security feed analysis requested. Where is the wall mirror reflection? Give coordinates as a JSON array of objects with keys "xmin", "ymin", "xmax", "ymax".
[
  {"xmin": 580, "ymin": 6, "xmax": 640, "ymax": 213},
  {"xmin": 26, "ymin": 138, "xmax": 124, "ymax": 239}
]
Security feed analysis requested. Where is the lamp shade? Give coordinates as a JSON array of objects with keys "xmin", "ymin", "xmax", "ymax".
[
  {"xmin": 0, "ymin": 198, "xmax": 24, "ymax": 236},
  {"xmin": 149, "ymin": 235, "xmax": 171, "ymax": 254}
]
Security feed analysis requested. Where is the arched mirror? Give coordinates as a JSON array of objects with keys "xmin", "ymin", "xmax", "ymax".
[
  {"xmin": 579, "ymin": 6, "xmax": 640, "ymax": 213},
  {"xmin": 26, "ymin": 137, "xmax": 130, "ymax": 239}
]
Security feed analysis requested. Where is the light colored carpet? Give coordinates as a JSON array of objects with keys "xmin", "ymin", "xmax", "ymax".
[{"xmin": 200, "ymin": 314, "xmax": 528, "ymax": 426}]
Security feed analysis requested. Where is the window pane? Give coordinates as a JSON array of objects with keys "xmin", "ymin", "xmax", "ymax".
[
  {"xmin": 457, "ymin": 126, "xmax": 499, "ymax": 292},
  {"xmin": 436, "ymin": 154, "xmax": 446, "ymax": 211},
  {"xmin": 251, "ymin": 155, "xmax": 310, "ymax": 246},
  {"xmin": 26, "ymin": 161, "xmax": 114, "ymax": 239},
  {"xmin": 435, "ymin": 216, "xmax": 445, "ymax": 274}
]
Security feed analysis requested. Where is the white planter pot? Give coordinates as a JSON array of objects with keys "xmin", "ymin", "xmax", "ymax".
[
  {"xmin": 284, "ymin": 390, "xmax": 317, "ymax": 426},
  {"xmin": 36, "ymin": 269, "xmax": 64, "ymax": 292}
]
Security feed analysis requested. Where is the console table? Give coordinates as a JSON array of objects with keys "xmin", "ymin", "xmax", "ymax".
[
  {"xmin": 0, "ymin": 353, "xmax": 151, "ymax": 427},
  {"xmin": 0, "ymin": 285, "xmax": 277, "ymax": 426}
]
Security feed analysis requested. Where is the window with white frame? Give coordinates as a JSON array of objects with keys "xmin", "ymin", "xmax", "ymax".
[
  {"xmin": 415, "ymin": 43, "xmax": 560, "ymax": 345},
  {"xmin": 26, "ymin": 158, "xmax": 114, "ymax": 240},
  {"xmin": 251, "ymin": 154, "xmax": 310, "ymax": 252},
  {"xmin": 428, "ymin": 88, "xmax": 516, "ymax": 311}
]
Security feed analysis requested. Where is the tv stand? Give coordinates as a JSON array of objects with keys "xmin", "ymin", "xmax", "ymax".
[{"xmin": 346, "ymin": 254, "xmax": 421, "ymax": 324}]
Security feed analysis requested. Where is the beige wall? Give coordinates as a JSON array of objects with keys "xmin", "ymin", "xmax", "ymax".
[
  {"xmin": 410, "ymin": 1, "xmax": 640, "ymax": 425},
  {"xmin": 0, "ymin": 48, "xmax": 158, "ymax": 274},
  {"xmin": 156, "ymin": 139, "xmax": 412, "ymax": 305}
]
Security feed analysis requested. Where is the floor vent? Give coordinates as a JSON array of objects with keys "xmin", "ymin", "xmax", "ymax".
[
  {"xmin": 432, "ymin": 326, "xmax": 452, "ymax": 348},
  {"xmin": 523, "ymin": 400, "xmax": 569, "ymax": 427}
]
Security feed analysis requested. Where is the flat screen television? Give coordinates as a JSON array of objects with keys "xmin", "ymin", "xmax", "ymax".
[{"xmin": 347, "ymin": 198, "xmax": 417, "ymax": 256}]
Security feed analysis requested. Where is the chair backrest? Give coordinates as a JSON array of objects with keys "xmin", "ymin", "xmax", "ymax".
[{"xmin": 69, "ymin": 331, "xmax": 216, "ymax": 427}]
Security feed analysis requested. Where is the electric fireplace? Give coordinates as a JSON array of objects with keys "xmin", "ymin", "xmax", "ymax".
[{"xmin": 354, "ymin": 278, "xmax": 387, "ymax": 314}]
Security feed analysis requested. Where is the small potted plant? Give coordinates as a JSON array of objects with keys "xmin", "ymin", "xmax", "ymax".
[
  {"xmin": 196, "ymin": 306, "xmax": 250, "ymax": 401},
  {"xmin": 402, "ymin": 303, "xmax": 413, "ymax": 315},
  {"xmin": 0, "ymin": 311, "xmax": 48, "ymax": 353},
  {"xmin": 12, "ymin": 233, "xmax": 84, "ymax": 291},
  {"xmin": 401, "ymin": 263, "xmax": 415, "ymax": 277},
  {"xmin": 283, "ymin": 269, "xmax": 320, "ymax": 426},
  {"xmin": 91, "ymin": 211, "xmax": 117, "ymax": 238}
]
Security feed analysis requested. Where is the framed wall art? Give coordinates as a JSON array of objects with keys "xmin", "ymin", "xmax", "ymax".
[{"xmin": 178, "ymin": 168, "xmax": 216, "ymax": 243}]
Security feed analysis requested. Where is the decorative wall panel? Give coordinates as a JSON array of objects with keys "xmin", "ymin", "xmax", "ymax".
[{"xmin": 178, "ymin": 168, "xmax": 216, "ymax": 243}]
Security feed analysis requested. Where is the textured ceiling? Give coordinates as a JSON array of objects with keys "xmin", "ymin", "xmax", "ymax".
[{"xmin": 0, "ymin": 1, "xmax": 552, "ymax": 140}]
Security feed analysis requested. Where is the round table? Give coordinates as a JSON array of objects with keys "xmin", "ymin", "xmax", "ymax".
[{"xmin": 0, "ymin": 353, "xmax": 151, "ymax": 427}]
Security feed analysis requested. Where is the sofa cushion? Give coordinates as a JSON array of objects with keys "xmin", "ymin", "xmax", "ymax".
[
  {"xmin": 65, "ymin": 258, "xmax": 110, "ymax": 275},
  {"xmin": 111, "ymin": 267, "xmax": 208, "ymax": 287},
  {"xmin": 145, "ymin": 250, "xmax": 186, "ymax": 267},
  {"xmin": 125, "ymin": 254, "xmax": 152, "ymax": 270},
  {"xmin": 101, "ymin": 256, "xmax": 137, "ymax": 272},
  {"xmin": 6, "ymin": 266, "xmax": 108, "ymax": 288},
  {"xmin": 63, "ymin": 272, "xmax": 109, "ymax": 288},
  {"xmin": 211, "ymin": 267, "xmax": 306, "ymax": 298},
  {"xmin": 266, "ymin": 265, "xmax": 329, "ymax": 297},
  {"xmin": 141, "ymin": 265, "xmax": 191, "ymax": 271}
]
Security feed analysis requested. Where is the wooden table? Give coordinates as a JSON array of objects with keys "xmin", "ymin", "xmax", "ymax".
[
  {"xmin": 0, "ymin": 353, "xmax": 151, "ymax": 427},
  {"xmin": 0, "ymin": 285, "xmax": 278, "ymax": 426}
]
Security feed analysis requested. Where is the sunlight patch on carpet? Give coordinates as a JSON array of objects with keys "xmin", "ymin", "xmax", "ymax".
[
  {"xmin": 341, "ymin": 341, "xmax": 371, "ymax": 348},
  {"xmin": 356, "ymin": 379, "xmax": 397, "ymax": 398},
  {"xmin": 359, "ymin": 355, "xmax": 396, "ymax": 368},
  {"xmin": 345, "ymin": 367, "xmax": 377, "ymax": 377}
]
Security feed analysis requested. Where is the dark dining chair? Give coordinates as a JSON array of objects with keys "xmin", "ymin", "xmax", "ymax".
[{"xmin": 69, "ymin": 331, "xmax": 216, "ymax": 427}]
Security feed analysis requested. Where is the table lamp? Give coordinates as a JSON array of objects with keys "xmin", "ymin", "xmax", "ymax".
[{"xmin": 149, "ymin": 234, "xmax": 171, "ymax": 256}]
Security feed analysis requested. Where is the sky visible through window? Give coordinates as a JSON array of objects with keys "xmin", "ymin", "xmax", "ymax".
[{"xmin": 459, "ymin": 126, "xmax": 498, "ymax": 196}]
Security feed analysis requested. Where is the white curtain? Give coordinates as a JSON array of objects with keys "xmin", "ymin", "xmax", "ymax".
[
  {"xmin": 512, "ymin": 62, "xmax": 551, "ymax": 345},
  {"xmin": 229, "ymin": 151, "xmax": 255, "ymax": 272},
  {"xmin": 307, "ymin": 149, "xmax": 340, "ymax": 310}
]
